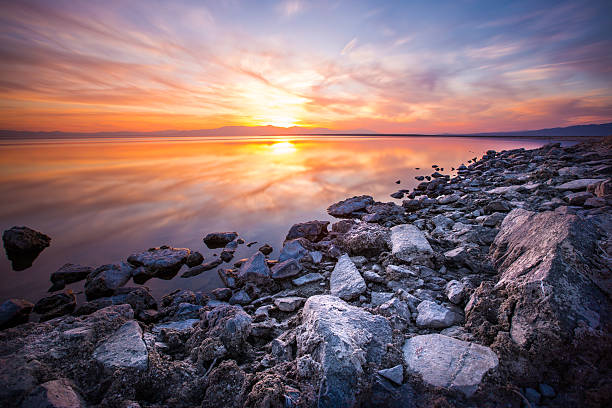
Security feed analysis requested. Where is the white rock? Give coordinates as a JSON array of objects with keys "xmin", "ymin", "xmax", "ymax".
[
  {"xmin": 416, "ymin": 300, "xmax": 463, "ymax": 328},
  {"xmin": 390, "ymin": 224, "xmax": 433, "ymax": 263},
  {"xmin": 274, "ymin": 296, "xmax": 305, "ymax": 312},
  {"xmin": 93, "ymin": 320, "xmax": 148, "ymax": 371},
  {"xmin": 330, "ymin": 254, "xmax": 366, "ymax": 300},
  {"xmin": 445, "ymin": 280, "xmax": 467, "ymax": 304}
]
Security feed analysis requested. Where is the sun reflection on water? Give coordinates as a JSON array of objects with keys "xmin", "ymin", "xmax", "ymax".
[{"xmin": 268, "ymin": 141, "xmax": 297, "ymax": 154}]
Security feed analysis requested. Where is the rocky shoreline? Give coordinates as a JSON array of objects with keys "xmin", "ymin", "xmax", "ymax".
[{"xmin": 1, "ymin": 137, "xmax": 611, "ymax": 407}]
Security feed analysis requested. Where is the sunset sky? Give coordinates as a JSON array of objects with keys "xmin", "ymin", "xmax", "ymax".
[{"xmin": 1, "ymin": 0, "xmax": 611, "ymax": 133}]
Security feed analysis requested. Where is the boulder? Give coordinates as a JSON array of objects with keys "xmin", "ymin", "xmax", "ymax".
[
  {"xmin": 20, "ymin": 379, "xmax": 84, "ymax": 408},
  {"xmin": 127, "ymin": 246, "xmax": 190, "ymax": 279},
  {"xmin": 297, "ymin": 295, "xmax": 392, "ymax": 407},
  {"xmin": 0, "ymin": 298, "xmax": 33, "ymax": 330},
  {"xmin": 336, "ymin": 223, "xmax": 390, "ymax": 257},
  {"xmin": 270, "ymin": 258, "xmax": 302, "ymax": 279},
  {"xmin": 416, "ymin": 300, "xmax": 463, "ymax": 329},
  {"xmin": 185, "ymin": 251, "xmax": 204, "ymax": 267},
  {"xmin": 330, "ymin": 254, "xmax": 366, "ymax": 300},
  {"xmin": 33, "ymin": 291, "xmax": 76, "ymax": 321},
  {"xmin": 2, "ymin": 226, "xmax": 51, "ymax": 271},
  {"xmin": 203, "ymin": 232, "xmax": 238, "ymax": 249},
  {"xmin": 238, "ymin": 252, "xmax": 270, "ymax": 285},
  {"xmin": 389, "ymin": 224, "xmax": 433, "ymax": 264},
  {"xmin": 403, "ymin": 334, "xmax": 498, "ymax": 397},
  {"xmin": 285, "ymin": 220, "xmax": 329, "ymax": 242},
  {"xmin": 327, "ymin": 195, "xmax": 374, "ymax": 218},
  {"xmin": 84, "ymin": 263, "xmax": 133, "ymax": 300},
  {"xmin": 278, "ymin": 239, "xmax": 309, "ymax": 262},
  {"xmin": 93, "ymin": 320, "xmax": 148, "ymax": 371},
  {"xmin": 199, "ymin": 305, "xmax": 252, "ymax": 355},
  {"xmin": 50, "ymin": 263, "xmax": 93, "ymax": 288}
]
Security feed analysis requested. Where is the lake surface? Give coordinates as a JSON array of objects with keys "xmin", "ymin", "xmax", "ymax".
[{"xmin": 0, "ymin": 135, "xmax": 572, "ymax": 304}]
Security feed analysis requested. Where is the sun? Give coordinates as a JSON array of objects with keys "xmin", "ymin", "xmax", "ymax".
[{"xmin": 262, "ymin": 116, "xmax": 298, "ymax": 128}]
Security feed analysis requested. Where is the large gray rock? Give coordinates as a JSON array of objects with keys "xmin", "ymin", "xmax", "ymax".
[
  {"xmin": 84, "ymin": 263, "xmax": 133, "ymax": 300},
  {"xmin": 270, "ymin": 258, "xmax": 302, "ymax": 279},
  {"xmin": 278, "ymin": 239, "xmax": 309, "ymax": 262},
  {"xmin": 336, "ymin": 222, "xmax": 390, "ymax": 257},
  {"xmin": 390, "ymin": 224, "xmax": 433, "ymax": 264},
  {"xmin": 403, "ymin": 334, "xmax": 498, "ymax": 397},
  {"xmin": 330, "ymin": 254, "xmax": 366, "ymax": 300},
  {"xmin": 327, "ymin": 195, "xmax": 374, "ymax": 218},
  {"xmin": 297, "ymin": 295, "xmax": 392, "ymax": 408},
  {"xmin": 285, "ymin": 220, "xmax": 329, "ymax": 242},
  {"xmin": 416, "ymin": 300, "xmax": 463, "ymax": 329},
  {"xmin": 127, "ymin": 246, "xmax": 190, "ymax": 278},
  {"xmin": 238, "ymin": 251, "xmax": 270, "ymax": 285},
  {"xmin": 93, "ymin": 320, "xmax": 148, "ymax": 371},
  {"xmin": 50, "ymin": 263, "xmax": 93, "ymax": 287},
  {"xmin": 0, "ymin": 298, "xmax": 33, "ymax": 330},
  {"xmin": 199, "ymin": 305, "xmax": 252, "ymax": 355},
  {"xmin": 20, "ymin": 379, "xmax": 84, "ymax": 408}
]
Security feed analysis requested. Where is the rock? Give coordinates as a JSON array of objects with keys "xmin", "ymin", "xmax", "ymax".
[
  {"xmin": 438, "ymin": 194, "xmax": 460, "ymax": 204},
  {"xmin": 292, "ymin": 273, "xmax": 324, "ymax": 286},
  {"xmin": 327, "ymin": 195, "xmax": 374, "ymax": 218},
  {"xmin": 84, "ymin": 262, "xmax": 133, "ymax": 300},
  {"xmin": 180, "ymin": 258, "xmax": 223, "ymax": 278},
  {"xmin": 336, "ymin": 223, "xmax": 390, "ymax": 257},
  {"xmin": 482, "ymin": 212, "xmax": 506, "ymax": 227},
  {"xmin": 274, "ymin": 296, "xmax": 305, "ymax": 312},
  {"xmin": 93, "ymin": 320, "xmax": 148, "ymax": 371},
  {"xmin": 285, "ymin": 220, "xmax": 329, "ymax": 242},
  {"xmin": 584, "ymin": 197, "xmax": 606, "ymax": 208},
  {"xmin": 363, "ymin": 270, "xmax": 384, "ymax": 283},
  {"xmin": 378, "ymin": 298, "xmax": 412, "ymax": 329},
  {"xmin": 270, "ymin": 258, "xmax": 302, "ymax": 279},
  {"xmin": 211, "ymin": 287, "xmax": 232, "ymax": 301},
  {"xmin": 200, "ymin": 305, "xmax": 252, "ymax": 355},
  {"xmin": 556, "ymin": 178, "xmax": 605, "ymax": 191},
  {"xmin": 203, "ymin": 232, "xmax": 238, "ymax": 249},
  {"xmin": 483, "ymin": 200, "xmax": 510, "ymax": 214},
  {"xmin": 590, "ymin": 179, "xmax": 611, "ymax": 197},
  {"xmin": 127, "ymin": 246, "xmax": 190, "ymax": 278},
  {"xmin": 2, "ymin": 226, "xmax": 51, "ymax": 270},
  {"xmin": 539, "ymin": 383, "xmax": 556, "ymax": 398},
  {"xmin": 238, "ymin": 252, "xmax": 270, "ymax": 285},
  {"xmin": 297, "ymin": 295, "xmax": 392, "ymax": 407},
  {"xmin": 152, "ymin": 319, "xmax": 199, "ymax": 334},
  {"xmin": 416, "ymin": 300, "xmax": 462, "ymax": 329},
  {"xmin": 33, "ymin": 291, "xmax": 76, "ymax": 321},
  {"xmin": 278, "ymin": 239, "xmax": 309, "ymax": 262},
  {"xmin": 445, "ymin": 280, "xmax": 467, "ymax": 304},
  {"xmin": 75, "ymin": 287, "xmax": 156, "ymax": 318},
  {"xmin": 220, "ymin": 249, "xmax": 234, "ymax": 263},
  {"xmin": 524, "ymin": 387, "xmax": 541, "ymax": 405},
  {"xmin": 378, "ymin": 365, "xmax": 404, "ymax": 385},
  {"xmin": 258, "ymin": 244, "xmax": 273, "ymax": 255},
  {"xmin": 310, "ymin": 250, "xmax": 323, "ymax": 264},
  {"xmin": 565, "ymin": 191, "xmax": 593, "ymax": 206},
  {"xmin": 390, "ymin": 224, "xmax": 433, "ymax": 264},
  {"xmin": 403, "ymin": 334, "xmax": 498, "ymax": 397},
  {"xmin": 390, "ymin": 191, "xmax": 404, "ymax": 199},
  {"xmin": 371, "ymin": 292, "xmax": 394, "ymax": 307},
  {"xmin": 229, "ymin": 290, "xmax": 251, "ymax": 305},
  {"xmin": 330, "ymin": 254, "xmax": 366, "ymax": 300},
  {"xmin": 50, "ymin": 263, "xmax": 93, "ymax": 287},
  {"xmin": 21, "ymin": 379, "xmax": 84, "ymax": 408},
  {"xmin": 0, "ymin": 298, "xmax": 33, "ymax": 330},
  {"xmin": 185, "ymin": 251, "xmax": 204, "ymax": 267}
]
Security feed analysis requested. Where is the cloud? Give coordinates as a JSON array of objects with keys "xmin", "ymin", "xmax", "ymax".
[
  {"xmin": 277, "ymin": 0, "xmax": 304, "ymax": 17},
  {"xmin": 340, "ymin": 38, "xmax": 358, "ymax": 55}
]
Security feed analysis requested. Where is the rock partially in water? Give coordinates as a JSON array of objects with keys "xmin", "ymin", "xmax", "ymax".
[
  {"xmin": 327, "ymin": 195, "xmax": 374, "ymax": 218},
  {"xmin": 330, "ymin": 254, "xmax": 366, "ymax": 300},
  {"xmin": 127, "ymin": 246, "xmax": 190, "ymax": 279},
  {"xmin": 180, "ymin": 258, "xmax": 223, "ymax": 278},
  {"xmin": 258, "ymin": 243, "xmax": 273, "ymax": 255},
  {"xmin": 2, "ymin": 226, "xmax": 51, "ymax": 271},
  {"xmin": 93, "ymin": 320, "xmax": 148, "ymax": 372},
  {"xmin": 33, "ymin": 291, "xmax": 76, "ymax": 322},
  {"xmin": 278, "ymin": 239, "xmax": 309, "ymax": 263},
  {"xmin": 238, "ymin": 251, "xmax": 271, "ymax": 285},
  {"xmin": 203, "ymin": 232, "xmax": 238, "ymax": 249},
  {"xmin": 285, "ymin": 220, "xmax": 329, "ymax": 242},
  {"xmin": 49, "ymin": 264, "xmax": 93, "ymax": 291},
  {"xmin": 297, "ymin": 295, "xmax": 392, "ymax": 408},
  {"xmin": 0, "ymin": 298, "xmax": 33, "ymax": 330},
  {"xmin": 84, "ymin": 263, "xmax": 133, "ymax": 300},
  {"xmin": 185, "ymin": 251, "xmax": 204, "ymax": 267},
  {"xmin": 403, "ymin": 334, "xmax": 498, "ymax": 397}
]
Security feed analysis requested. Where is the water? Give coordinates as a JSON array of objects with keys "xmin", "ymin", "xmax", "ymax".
[{"xmin": 0, "ymin": 135, "xmax": 570, "ymax": 303}]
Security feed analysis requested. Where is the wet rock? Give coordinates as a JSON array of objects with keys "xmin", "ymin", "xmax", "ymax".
[
  {"xmin": 76, "ymin": 287, "xmax": 156, "ymax": 318},
  {"xmin": 0, "ymin": 298, "xmax": 33, "ymax": 330},
  {"xmin": 297, "ymin": 295, "xmax": 392, "ymax": 408},
  {"xmin": 185, "ymin": 251, "xmax": 204, "ymax": 267},
  {"xmin": 556, "ymin": 178, "xmax": 605, "ymax": 191},
  {"xmin": 278, "ymin": 239, "xmax": 309, "ymax": 262},
  {"xmin": 84, "ymin": 262, "xmax": 133, "ymax": 300},
  {"xmin": 50, "ymin": 264, "xmax": 93, "ymax": 288},
  {"xmin": 127, "ymin": 246, "xmax": 190, "ymax": 279},
  {"xmin": 292, "ymin": 272, "xmax": 324, "ymax": 286},
  {"xmin": 336, "ymin": 223, "xmax": 390, "ymax": 257},
  {"xmin": 416, "ymin": 300, "xmax": 462, "ymax": 329},
  {"xmin": 93, "ymin": 320, "xmax": 148, "ymax": 372},
  {"xmin": 219, "ymin": 249, "xmax": 234, "ymax": 263},
  {"xmin": 274, "ymin": 296, "xmax": 305, "ymax": 312},
  {"xmin": 285, "ymin": 220, "xmax": 329, "ymax": 242},
  {"xmin": 270, "ymin": 258, "xmax": 302, "ymax": 280},
  {"xmin": 327, "ymin": 195, "xmax": 374, "ymax": 218},
  {"xmin": 180, "ymin": 258, "xmax": 223, "ymax": 278},
  {"xmin": 203, "ymin": 232, "xmax": 238, "ymax": 249},
  {"xmin": 403, "ymin": 334, "xmax": 498, "ymax": 397},
  {"xmin": 378, "ymin": 365, "xmax": 403, "ymax": 385},
  {"xmin": 258, "ymin": 243, "xmax": 273, "ymax": 255},
  {"xmin": 390, "ymin": 191, "xmax": 404, "ymax": 199},
  {"xmin": 21, "ymin": 379, "xmax": 84, "ymax": 408},
  {"xmin": 2, "ymin": 226, "xmax": 51, "ymax": 270},
  {"xmin": 33, "ymin": 291, "xmax": 76, "ymax": 321},
  {"xmin": 390, "ymin": 224, "xmax": 433, "ymax": 264},
  {"xmin": 330, "ymin": 254, "xmax": 366, "ymax": 300},
  {"xmin": 238, "ymin": 251, "xmax": 271, "ymax": 285}
]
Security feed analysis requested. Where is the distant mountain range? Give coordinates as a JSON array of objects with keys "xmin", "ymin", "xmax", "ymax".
[{"xmin": 1, "ymin": 123, "xmax": 611, "ymax": 138}]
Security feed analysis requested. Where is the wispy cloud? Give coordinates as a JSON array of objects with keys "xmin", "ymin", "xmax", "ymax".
[
  {"xmin": 277, "ymin": 0, "xmax": 304, "ymax": 17},
  {"xmin": 340, "ymin": 38, "xmax": 358, "ymax": 55}
]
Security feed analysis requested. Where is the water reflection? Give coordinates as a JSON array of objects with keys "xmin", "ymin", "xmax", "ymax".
[{"xmin": 0, "ymin": 136, "xmax": 558, "ymax": 302}]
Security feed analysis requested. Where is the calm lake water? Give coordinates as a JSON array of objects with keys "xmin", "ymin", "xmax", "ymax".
[{"xmin": 0, "ymin": 135, "xmax": 571, "ymax": 304}]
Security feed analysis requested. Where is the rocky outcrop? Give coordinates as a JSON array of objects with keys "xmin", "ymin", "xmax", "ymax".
[
  {"xmin": 297, "ymin": 295, "xmax": 392, "ymax": 407},
  {"xmin": 127, "ymin": 246, "xmax": 190, "ymax": 280}
]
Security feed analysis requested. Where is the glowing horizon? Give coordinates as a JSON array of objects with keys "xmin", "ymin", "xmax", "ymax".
[{"xmin": 0, "ymin": 0, "xmax": 611, "ymax": 134}]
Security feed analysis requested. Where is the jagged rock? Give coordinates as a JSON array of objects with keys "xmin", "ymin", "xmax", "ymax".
[
  {"xmin": 278, "ymin": 239, "xmax": 309, "ymax": 262},
  {"xmin": 378, "ymin": 365, "xmax": 404, "ymax": 385},
  {"xmin": 336, "ymin": 223, "xmax": 390, "ymax": 257},
  {"xmin": 438, "ymin": 194, "xmax": 460, "ymax": 204},
  {"xmin": 445, "ymin": 280, "xmax": 467, "ymax": 304},
  {"xmin": 292, "ymin": 273, "xmax": 324, "ymax": 286},
  {"xmin": 482, "ymin": 212, "xmax": 506, "ymax": 227},
  {"xmin": 327, "ymin": 195, "xmax": 374, "ymax": 218},
  {"xmin": 199, "ymin": 305, "xmax": 252, "ymax": 355},
  {"xmin": 201, "ymin": 360, "xmax": 247, "ymax": 408},
  {"xmin": 2, "ymin": 226, "xmax": 51, "ymax": 270},
  {"xmin": 203, "ymin": 232, "xmax": 238, "ymax": 249},
  {"xmin": 0, "ymin": 298, "xmax": 33, "ymax": 330},
  {"xmin": 297, "ymin": 295, "xmax": 392, "ymax": 407},
  {"xmin": 378, "ymin": 297, "xmax": 412, "ymax": 329},
  {"xmin": 330, "ymin": 254, "xmax": 366, "ymax": 300},
  {"xmin": 185, "ymin": 251, "xmax": 204, "ymax": 267},
  {"xmin": 483, "ymin": 200, "xmax": 510, "ymax": 214},
  {"xmin": 238, "ymin": 252, "xmax": 270, "ymax": 285},
  {"xmin": 180, "ymin": 258, "xmax": 223, "ymax": 278},
  {"xmin": 21, "ymin": 379, "xmax": 84, "ymax": 408},
  {"xmin": 220, "ymin": 249, "xmax": 234, "ymax": 263},
  {"xmin": 285, "ymin": 220, "xmax": 329, "ymax": 242},
  {"xmin": 76, "ymin": 287, "xmax": 156, "ymax": 318},
  {"xmin": 270, "ymin": 258, "xmax": 302, "ymax": 279},
  {"xmin": 50, "ymin": 264, "xmax": 93, "ymax": 288},
  {"xmin": 416, "ymin": 300, "xmax": 462, "ymax": 328},
  {"xmin": 127, "ymin": 246, "xmax": 190, "ymax": 278},
  {"xmin": 390, "ymin": 224, "xmax": 433, "ymax": 264},
  {"xmin": 93, "ymin": 320, "xmax": 148, "ymax": 371},
  {"xmin": 364, "ymin": 270, "xmax": 384, "ymax": 283},
  {"xmin": 274, "ymin": 296, "xmax": 305, "ymax": 312},
  {"xmin": 371, "ymin": 292, "xmax": 394, "ymax": 307},
  {"xmin": 229, "ymin": 290, "xmax": 251, "ymax": 305},
  {"xmin": 211, "ymin": 287, "xmax": 232, "ymax": 301},
  {"xmin": 403, "ymin": 334, "xmax": 498, "ymax": 397},
  {"xmin": 565, "ymin": 191, "xmax": 593, "ymax": 206},
  {"xmin": 33, "ymin": 291, "xmax": 76, "ymax": 321},
  {"xmin": 84, "ymin": 263, "xmax": 133, "ymax": 300},
  {"xmin": 556, "ymin": 178, "xmax": 605, "ymax": 191}
]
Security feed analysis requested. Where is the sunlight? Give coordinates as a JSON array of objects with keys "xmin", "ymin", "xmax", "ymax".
[
  {"xmin": 261, "ymin": 116, "xmax": 298, "ymax": 128},
  {"xmin": 269, "ymin": 141, "xmax": 297, "ymax": 154}
]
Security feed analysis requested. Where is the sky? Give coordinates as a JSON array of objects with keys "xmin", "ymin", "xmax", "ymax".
[{"xmin": 0, "ymin": 0, "xmax": 611, "ymax": 133}]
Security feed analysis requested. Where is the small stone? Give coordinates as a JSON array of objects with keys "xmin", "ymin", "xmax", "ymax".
[
  {"xmin": 416, "ymin": 300, "xmax": 463, "ymax": 329},
  {"xmin": 310, "ymin": 251, "xmax": 323, "ymax": 264},
  {"xmin": 565, "ymin": 191, "xmax": 593, "ymax": 206},
  {"xmin": 371, "ymin": 292, "xmax": 394, "ymax": 307},
  {"xmin": 185, "ymin": 251, "xmax": 204, "ymax": 267},
  {"xmin": 220, "ymin": 249, "xmax": 234, "ymax": 263},
  {"xmin": 483, "ymin": 200, "xmax": 510, "ymax": 214},
  {"xmin": 274, "ymin": 296, "xmax": 305, "ymax": 312},
  {"xmin": 363, "ymin": 270, "xmax": 384, "ymax": 283},
  {"xmin": 378, "ymin": 365, "xmax": 403, "ymax": 385},
  {"xmin": 390, "ymin": 191, "xmax": 404, "ymax": 199}
]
